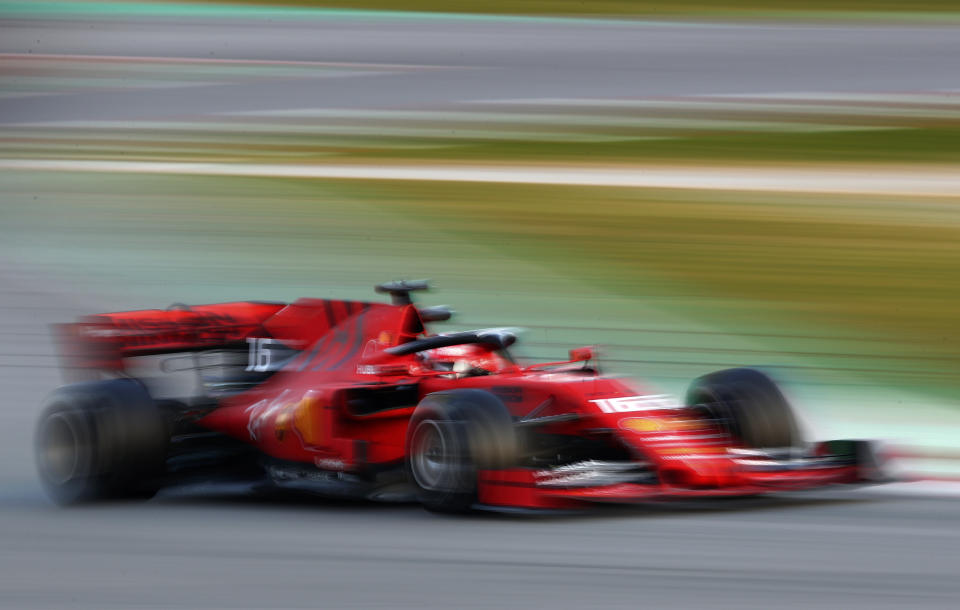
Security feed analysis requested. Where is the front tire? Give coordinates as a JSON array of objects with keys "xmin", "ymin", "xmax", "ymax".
[
  {"xmin": 686, "ymin": 367, "xmax": 801, "ymax": 449},
  {"xmin": 35, "ymin": 379, "xmax": 168, "ymax": 505},
  {"xmin": 405, "ymin": 389, "xmax": 517, "ymax": 513}
]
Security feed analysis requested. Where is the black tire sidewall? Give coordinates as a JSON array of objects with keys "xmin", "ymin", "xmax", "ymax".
[
  {"xmin": 686, "ymin": 368, "xmax": 800, "ymax": 449},
  {"xmin": 35, "ymin": 379, "xmax": 168, "ymax": 504},
  {"xmin": 405, "ymin": 390, "xmax": 517, "ymax": 512}
]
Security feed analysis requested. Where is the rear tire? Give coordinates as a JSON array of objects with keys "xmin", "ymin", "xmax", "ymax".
[
  {"xmin": 686, "ymin": 368, "xmax": 801, "ymax": 449},
  {"xmin": 405, "ymin": 389, "xmax": 517, "ymax": 513},
  {"xmin": 35, "ymin": 379, "xmax": 169, "ymax": 505}
]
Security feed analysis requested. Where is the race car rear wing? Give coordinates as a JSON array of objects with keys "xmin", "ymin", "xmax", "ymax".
[
  {"xmin": 54, "ymin": 298, "xmax": 395, "ymax": 380},
  {"xmin": 55, "ymin": 301, "xmax": 286, "ymax": 379}
]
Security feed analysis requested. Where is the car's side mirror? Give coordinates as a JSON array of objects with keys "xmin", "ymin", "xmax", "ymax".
[
  {"xmin": 418, "ymin": 305, "xmax": 453, "ymax": 322},
  {"xmin": 569, "ymin": 346, "xmax": 596, "ymax": 362}
]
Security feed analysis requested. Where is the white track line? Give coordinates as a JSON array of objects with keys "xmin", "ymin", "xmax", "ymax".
[{"xmin": 2, "ymin": 159, "xmax": 959, "ymax": 196}]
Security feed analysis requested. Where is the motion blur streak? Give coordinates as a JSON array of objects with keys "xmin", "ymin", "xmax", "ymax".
[
  {"xmin": 2, "ymin": 1, "xmax": 960, "ymax": 608},
  {"xmin": 4, "ymin": 159, "xmax": 959, "ymax": 195}
]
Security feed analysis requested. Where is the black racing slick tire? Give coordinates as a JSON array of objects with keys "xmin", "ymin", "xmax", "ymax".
[
  {"xmin": 405, "ymin": 389, "xmax": 518, "ymax": 513},
  {"xmin": 685, "ymin": 368, "xmax": 801, "ymax": 449},
  {"xmin": 35, "ymin": 379, "xmax": 169, "ymax": 505}
]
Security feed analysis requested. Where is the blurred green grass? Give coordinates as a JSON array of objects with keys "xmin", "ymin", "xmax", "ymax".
[
  {"xmin": 308, "ymin": 127, "xmax": 960, "ymax": 165},
  {"xmin": 7, "ymin": 126, "xmax": 960, "ymax": 165},
  {"xmin": 393, "ymin": 128, "xmax": 960, "ymax": 164}
]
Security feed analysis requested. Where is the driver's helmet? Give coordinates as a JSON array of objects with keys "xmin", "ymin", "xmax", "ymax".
[{"xmin": 421, "ymin": 343, "xmax": 497, "ymax": 376}]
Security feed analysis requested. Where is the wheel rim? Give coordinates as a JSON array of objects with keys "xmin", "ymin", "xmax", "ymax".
[
  {"xmin": 40, "ymin": 413, "xmax": 83, "ymax": 485},
  {"xmin": 410, "ymin": 420, "xmax": 452, "ymax": 491}
]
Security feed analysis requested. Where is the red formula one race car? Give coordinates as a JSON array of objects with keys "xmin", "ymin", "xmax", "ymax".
[{"xmin": 36, "ymin": 281, "xmax": 881, "ymax": 512}]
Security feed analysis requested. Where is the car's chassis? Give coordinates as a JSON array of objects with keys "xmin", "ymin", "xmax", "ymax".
[{"xmin": 35, "ymin": 281, "xmax": 882, "ymax": 512}]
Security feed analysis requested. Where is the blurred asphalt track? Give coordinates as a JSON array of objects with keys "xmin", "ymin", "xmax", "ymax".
[
  {"xmin": 3, "ymin": 7, "xmax": 960, "ymax": 123},
  {"xmin": 2, "ymin": 5, "xmax": 960, "ymax": 609}
]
